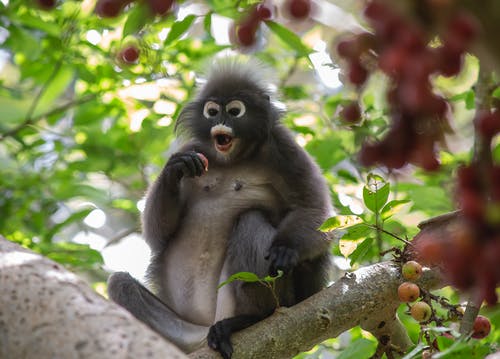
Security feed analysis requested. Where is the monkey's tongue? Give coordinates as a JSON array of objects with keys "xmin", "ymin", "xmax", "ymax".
[{"xmin": 214, "ymin": 134, "xmax": 233, "ymax": 152}]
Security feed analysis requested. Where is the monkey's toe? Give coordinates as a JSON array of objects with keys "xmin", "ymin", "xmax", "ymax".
[{"xmin": 208, "ymin": 322, "xmax": 234, "ymax": 359}]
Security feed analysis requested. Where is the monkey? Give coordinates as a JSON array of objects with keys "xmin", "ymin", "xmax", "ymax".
[{"xmin": 107, "ymin": 57, "xmax": 333, "ymax": 359}]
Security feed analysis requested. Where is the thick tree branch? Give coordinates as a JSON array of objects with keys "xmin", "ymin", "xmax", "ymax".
[
  {"xmin": 0, "ymin": 236, "xmax": 188, "ymax": 359},
  {"xmin": 190, "ymin": 262, "xmax": 442, "ymax": 359},
  {"xmin": 0, "ymin": 235, "xmax": 443, "ymax": 359}
]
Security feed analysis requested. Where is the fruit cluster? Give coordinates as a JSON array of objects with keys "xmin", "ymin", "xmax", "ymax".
[
  {"xmin": 397, "ymin": 261, "xmax": 432, "ymax": 322},
  {"xmin": 232, "ymin": 0, "xmax": 311, "ymax": 47},
  {"xmin": 397, "ymin": 260, "xmax": 491, "ymax": 344},
  {"xmin": 337, "ymin": 0, "xmax": 479, "ymax": 171}
]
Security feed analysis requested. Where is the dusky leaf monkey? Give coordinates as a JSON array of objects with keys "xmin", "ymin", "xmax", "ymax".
[{"xmin": 108, "ymin": 57, "xmax": 333, "ymax": 359}]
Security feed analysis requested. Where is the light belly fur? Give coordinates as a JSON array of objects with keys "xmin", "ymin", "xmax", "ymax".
[{"xmin": 161, "ymin": 166, "xmax": 281, "ymax": 326}]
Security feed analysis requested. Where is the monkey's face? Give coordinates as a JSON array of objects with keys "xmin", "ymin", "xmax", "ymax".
[{"xmin": 177, "ymin": 88, "xmax": 276, "ymax": 164}]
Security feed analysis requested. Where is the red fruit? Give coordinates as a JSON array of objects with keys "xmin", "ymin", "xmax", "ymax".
[
  {"xmin": 256, "ymin": 3, "xmax": 273, "ymax": 21},
  {"xmin": 148, "ymin": 0, "xmax": 174, "ymax": 15},
  {"xmin": 398, "ymin": 282, "xmax": 420, "ymax": 302},
  {"xmin": 398, "ymin": 80, "xmax": 434, "ymax": 114},
  {"xmin": 414, "ymin": 234, "xmax": 444, "ymax": 265},
  {"xmin": 340, "ymin": 102, "xmax": 361, "ymax": 123},
  {"xmin": 121, "ymin": 46, "xmax": 140, "ymax": 64},
  {"xmin": 286, "ymin": 0, "xmax": 311, "ymax": 19},
  {"xmin": 237, "ymin": 23, "xmax": 258, "ymax": 47},
  {"xmin": 448, "ymin": 12, "xmax": 478, "ymax": 45},
  {"xmin": 348, "ymin": 60, "xmax": 368, "ymax": 86},
  {"xmin": 410, "ymin": 301, "xmax": 432, "ymax": 322},
  {"xmin": 379, "ymin": 47, "xmax": 408, "ymax": 76},
  {"xmin": 459, "ymin": 189, "xmax": 485, "ymax": 220},
  {"xmin": 472, "ymin": 315, "xmax": 491, "ymax": 339},
  {"xmin": 95, "ymin": 0, "xmax": 126, "ymax": 17},
  {"xmin": 37, "ymin": 0, "xmax": 56, "ymax": 10},
  {"xmin": 197, "ymin": 153, "xmax": 209, "ymax": 171},
  {"xmin": 475, "ymin": 110, "xmax": 500, "ymax": 138},
  {"xmin": 363, "ymin": 0, "xmax": 387, "ymax": 22},
  {"xmin": 402, "ymin": 261, "xmax": 423, "ymax": 281},
  {"xmin": 436, "ymin": 46, "xmax": 463, "ymax": 77}
]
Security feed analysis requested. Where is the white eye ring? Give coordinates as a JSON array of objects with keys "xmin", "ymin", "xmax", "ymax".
[
  {"xmin": 203, "ymin": 101, "xmax": 220, "ymax": 119},
  {"xmin": 226, "ymin": 100, "xmax": 246, "ymax": 118}
]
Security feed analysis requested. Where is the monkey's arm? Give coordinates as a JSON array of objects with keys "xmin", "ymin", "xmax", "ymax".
[
  {"xmin": 267, "ymin": 126, "xmax": 332, "ymax": 274},
  {"xmin": 142, "ymin": 148, "xmax": 205, "ymax": 252}
]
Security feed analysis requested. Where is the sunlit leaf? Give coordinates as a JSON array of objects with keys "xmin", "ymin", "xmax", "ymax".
[
  {"xmin": 363, "ymin": 174, "xmax": 390, "ymax": 213},
  {"xmin": 381, "ymin": 200, "xmax": 411, "ymax": 220},
  {"xmin": 217, "ymin": 271, "xmax": 261, "ymax": 289},
  {"xmin": 265, "ymin": 21, "xmax": 312, "ymax": 56},
  {"xmin": 164, "ymin": 15, "xmax": 196, "ymax": 46}
]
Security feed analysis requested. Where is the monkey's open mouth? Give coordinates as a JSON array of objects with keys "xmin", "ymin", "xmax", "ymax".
[
  {"xmin": 214, "ymin": 133, "xmax": 233, "ymax": 152},
  {"xmin": 211, "ymin": 125, "xmax": 234, "ymax": 153}
]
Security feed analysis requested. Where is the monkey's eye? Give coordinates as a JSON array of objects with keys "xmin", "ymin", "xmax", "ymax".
[
  {"xmin": 226, "ymin": 100, "xmax": 246, "ymax": 118},
  {"xmin": 203, "ymin": 101, "xmax": 220, "ymax": 118}
]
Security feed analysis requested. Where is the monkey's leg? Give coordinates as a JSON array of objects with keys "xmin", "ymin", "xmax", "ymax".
[
  {"xmin": 209, "ymin": 210, "xmax": 277, "ymax": 359},
  {"xmin": 107, "ymin": 272, "xmax": 208, "ymax": 353}
]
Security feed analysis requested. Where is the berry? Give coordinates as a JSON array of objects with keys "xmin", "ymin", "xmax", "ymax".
[
  {"xmin": 197, "ymin": 153, "xmax": 209, "ymax": 171},
  {"xmin": 410, "ymin": 301, "xmax": 432, "ymax": 322},
  {"xmin": 398, "ymin": 282, "xmax": 420, "ymax": 302},
  {"xmin": 237, "ymin": 23, "xmax": 258, "ymax": 47},
  {"xmin": 286, "ymin": 0, "xmax": 311, "ymax": 19},
  {"xmin": 95, "ymin": 0, "xmax": 127, "ymax": 17},
  {"xmin": 37, "ymin": 0, "xmax": 56, "ymax": 10},
  {"xmin": 472, "ymin": 315, "xmax": 491, "ymax": 339},
  {"xmin": 121, "ymin": 46, "xmax": 140, "ymax": 64},
  {"xmin": 475, "ymin": 110, "xmax": 500, "ymax": 138},
  {"xmin": 402, "ymin": 261, "xmax": 423, "ymax": 281},
  {"xmin": 256, "ymin": 3, "xmax": 273, "ymax": 21},
  {"xmin": 340, "ymin": 102, "xmax": 361, "ymax": 123},
  {"xmin": 148, "ymin": 0, "xmax": 174, "ymax": 16},
  {"xmin": 348, "ymin": 60, "xmax": 368, "ymax": 86}
]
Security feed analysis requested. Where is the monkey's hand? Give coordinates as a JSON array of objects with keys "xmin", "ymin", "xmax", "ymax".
[
  {"xmin": 266, "ymin": 243, "xmax": 299, "ymax": 277},
  {"xmin": 163, "ymin": 151, "xmax": 206, "ymax": 186}
]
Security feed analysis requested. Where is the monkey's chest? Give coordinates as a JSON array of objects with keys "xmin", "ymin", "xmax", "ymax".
[{"xmin": 161, "ymin": 169, "xmax": 282, "ymax": 326}]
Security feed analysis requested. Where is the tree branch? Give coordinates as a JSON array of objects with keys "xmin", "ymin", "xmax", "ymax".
[
  {"xmin": 190, "ymin": 263, "xmax": 442, "ymax": 359},
  {"xmin": 0, "ymin": 234, "xmax": 443, "ymax": 359},
  {"xmin": 0, "ymin": 236, "xmax": 188, "ymax": 359}
]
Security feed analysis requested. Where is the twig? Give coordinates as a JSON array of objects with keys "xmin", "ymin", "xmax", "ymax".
[{"xmin": 367, "ymin": 224, "xmax": 412, "ymax": 245}]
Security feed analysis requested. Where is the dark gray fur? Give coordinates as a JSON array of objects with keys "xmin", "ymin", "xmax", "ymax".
[{"xmin": 107, "ymin": 58, "xmax": 333, "ymax": 358}]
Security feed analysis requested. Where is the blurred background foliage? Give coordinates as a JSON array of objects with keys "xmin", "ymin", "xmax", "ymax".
[{"xmin": 0, "ymin": 0, "xmax": 498, "ymax": 357}]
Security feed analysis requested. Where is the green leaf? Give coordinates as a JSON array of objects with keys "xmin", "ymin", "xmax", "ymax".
[
  {"xmin": 336, "ymin": 337, "xmax": 377, "ymax": 359},
  {"xmin": 319, "ymin": 215, "xmax": 363, "ymax": 232},
  {"xmin": 381, "ymin": 199, "xmax": 411, "ymax": 220},
  {"xmin": 203, "ymin": 12, "xmax": 212, "ymax": 35},
  {"xmin": 164, "ymin": 15, "xmax": 196, "ymax": 46},
  {"xmin": 363, "ymin": 174, "xmax": 389, "ymax": 213},
  {"xmin": 265, "ymin": 21, "xmax": 312, "ymax": 56},
  {"xmin": 349, "ymin": 237, "xmax": 374, "ymax": 266},
  {"xmin": 493, "ymin": 86, "xmax": 500, "ymax": 98},
  {"xmin": 123, "ymin": 3, "xmax": 150, "ymax": 37},
  {"xmin": 342, "ymin": 223, "xmax": 372, "ymax": 240},
  {"xmin": 217, "ymin": 271, "xmax": 261, "ymax": 289}
]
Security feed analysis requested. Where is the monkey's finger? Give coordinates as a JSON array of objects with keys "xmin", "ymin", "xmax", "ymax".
[
  {"xmin": 190, "ymin": 153, "xmax": 205, "ymax": 176},
  {"xmin": 179, "ymin": 154, "xmax": 198, "ymax": 177}
]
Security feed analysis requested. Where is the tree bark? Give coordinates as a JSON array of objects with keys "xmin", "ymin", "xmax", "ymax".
[
  {"xmin": 0, "ymin": 236, "xmax": 442, "ymax": 359},
  {"xmin": 0, "ymin": 236, "xmax": 188, "ymax": 359}
]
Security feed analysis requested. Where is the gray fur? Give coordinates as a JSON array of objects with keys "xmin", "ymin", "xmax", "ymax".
[{"xmin": 107, "ymin": 58, "xmax": 333, "ymax": 357}]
